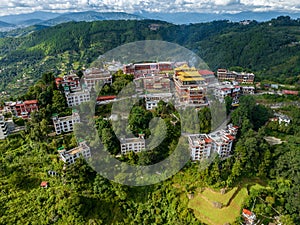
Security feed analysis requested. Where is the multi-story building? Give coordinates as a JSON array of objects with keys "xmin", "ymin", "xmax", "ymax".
[
  {"xmin": 145, "ymin": 92, "xmax": 173, "ymax": 110},
  {"xmin": 214, "ymin": 82, "xmax": 241, "ymax": 102},
  {"xmin": 55, "ymin": 73, "xmax": 80, "ymax": 91},
  {"xmin": 58, "ymin": 141, "xmax": 91, "ymax": 164},
  {"xmin": 241, "ymin": 86, "xmax": 255, "ymax": 95},
  {"xmin": 83, "ymin": 67, "xmax": 112, "ymax": 90},
  {"xmin": 188, "ymin": 124, "xmax": 238, "ymax": 161},
  {"xmin": 0, "ymin": 115, "xmax": 9, "ymax": 139},
  {"xmin": 217, "ymin": 69, "xmax": 255, "ymax": 84},
  {"xmin": 120, "ymin": 134, "xmax": 146, "ymax": 154},
  {"xmin": 209, "ymin": 125, "xmax": 238, "ymax": 159},
  {"xmin": 174, "ymin": 65, "xmax": 207, "ymax": 107},
  {"xmin": 188, "ymin": 134, "xmax": 212, "ymax": 160},
  {"xmin": 52, "ymin": 111, "xmax": 80, "ymax": 135},
  {"xmin": 198, "ymin": 70, "xmax": 216, "ymax": 84},
  {"xmin": 142, "ymin": 74, "xmax": 171, "ymax": 92},
  {"xmin": 123, "ymin": 62, "xmax": 173, "ymax": 78},
  {"xmin": 15, "ymin": 100, "xmax": 39, "ymax": 118},
  {"xmin": 65, "ymin": 89, "xmax": 91, "ymax": 107}
]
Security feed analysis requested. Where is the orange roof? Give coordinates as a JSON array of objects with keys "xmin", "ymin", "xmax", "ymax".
[
  {"xmin": 226, "ymin": 135, "xmax": 235, "ymax": 140},
  {"xmin": 282, "ymin": 90, "xmax": 299, "ymax": 95},
  {"xmin": 199, "ymin": 70, "xmax": 214, "ymax": 75},
  {"xmin": 243, "ymin": 209, "xmax": 252, "ymax": 216},
  {"xmin": 24, "ymin": 100, "xmax": 38, "ymax": 104},
  {"xmin": 205, "ymin": 138, "xmax": 212, "ymax": 143},
  {"xmin": 40, "ymin": 181, "xmax": 48, "ymax": 187},
  {"xmin": 97, "ymin": 95, "xmax": 116, "ymax": 101}
]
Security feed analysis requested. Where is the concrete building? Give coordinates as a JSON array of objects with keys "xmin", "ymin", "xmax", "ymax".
[
  {"xmin": 214, "ymin": 82, "xmax": 241, "ymax": 102},
  {"xmin": 123, "ymin": 62, "xmax": 173, "ymax": 78},
  {"xmin": 120, "ymin": 134, "xmax": 145, "ymax": 154},
  {"xmin": 55, "ymin": 73, "xmax": 80, "ymax": 91},
  {"xmin": 274, "ymin": 113, "xmax": 291, "ymax": 125},
  {"xmin": 174, "ymin": 64, "xmax": 207, "ymax": 107},
  {"xmin": 0, "ymin": 115, "xmax": 9, "ymax": 139},
  {"xmin": 65, "ymin": 89, "xmax": 90, "ymax": 107},
  {"xmin": 58, "ymin": 141, "xmax": 91, "ymax": 164},
  {"xmin": 198, "ymin": 69, "xmax": 216, "ymax": 84},
  {"xmin": 241, "ymin": 86, "xmax": 255, "ymax": 95},
  {"xmin": 52, "ymin": 111, "xmax": 80, "ymax": 135},
  {"xmin": 15, "ymin": 100, "xmax": 39, "ymax": 118},
  {"xmin": 188, "ymin": 134, "xmax": 212, "ymax": 160},
  {"xmin": 145, "ymin": 92, "xmax": 172, "ymax": 110},
  {"xmin": 188, "ymin": 124, "xmax": 238, "ymax": 161},
  {"xmin": 217, "ymin": 69, "xmax": 255, "ymax": 84},
  {"xmin": 83, "ymin": 67, "xmax": 112, "ymax": 90}
]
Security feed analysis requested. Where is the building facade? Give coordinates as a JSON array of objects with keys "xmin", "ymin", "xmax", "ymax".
[
  {"xmin": 188, "ymin": 124, "xmax": 238, "ymax": 161},
  {"xmin": 120, "ymin": 134, "xmax": 146, "ymax": 154},
  {"xmin": 0, "ymin": 115, "xmax": 9, "ymax": 139},
  {"xmin": 65, "ymin": 89, "xmax": 91, "ymax": 107},
  {"xmin": 52, "ymin": 112, "xmax": 80, "ymax": 135},
  {"xmin": 15, "ymin": 100, "xmax": 39, "ymax": 118},
  {"xmin": 83, "ymin": 68, "xmax": 112, "ymax": 90},
  {"xmin": 217, "ymin": 69, "xmax": 255, "ymax": 84},
  {"xmin": 174, "ymin": 65, "xmax": 207, "ymax": 107},
  {"xmin": 55, "ymin": 73, "xmax": 80, "ymax": 91},
  {"xmin": 58, "ymin": 141, "xmax": 91, "ymax": 164},
  {"xmin": 188, "ymin": 134, "xmax": 212, "ymax": 160},
  {"xmin": 145, "ymin": 92, "xmax": 173, "ymax": 110},
  {"xmin": 123, "ymin": 62, "xmax": 173, "ymax": 78}
]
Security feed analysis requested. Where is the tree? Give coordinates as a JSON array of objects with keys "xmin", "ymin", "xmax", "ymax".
[{"xmin": 52, "ymin": 90, "xmax": 67, "ymax": 114}]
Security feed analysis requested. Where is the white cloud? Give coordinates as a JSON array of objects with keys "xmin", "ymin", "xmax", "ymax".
[{"xmin": 0, "ymin": 0, "xmax": 299, "ymax": 16}]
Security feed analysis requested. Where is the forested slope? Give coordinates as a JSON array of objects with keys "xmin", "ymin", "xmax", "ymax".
[{"xmin": 1, "ymin": 16, "xmax": 300, "ymax": 98}]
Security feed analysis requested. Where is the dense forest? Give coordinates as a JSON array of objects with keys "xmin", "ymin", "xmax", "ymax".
[{"xmin": 1, "ymin": 16, "xmax": 300, "ymax": 97}]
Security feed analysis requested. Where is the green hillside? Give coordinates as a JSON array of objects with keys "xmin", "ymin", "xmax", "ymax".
[{"xmin": 1, "ymin": 16, "xmax": 300, "ymax": 98}]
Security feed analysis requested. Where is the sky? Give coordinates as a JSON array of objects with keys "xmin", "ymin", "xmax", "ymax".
[{"xmin": 0, "ymin": 0, "xmax": 299, "ymax": 16}]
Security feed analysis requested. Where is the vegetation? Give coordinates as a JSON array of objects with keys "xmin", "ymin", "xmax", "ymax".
[
  {"xmin": 1, "ymin": 16, "xmax": 300, "ymax": 98},
  {"xmin": 0, "ymin": 17, "xmax": 300, "ymax": 224}
]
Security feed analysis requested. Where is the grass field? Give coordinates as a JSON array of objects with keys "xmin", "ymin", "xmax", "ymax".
[{"xmin": 188, "ymin": 187, "xmax": 248, "ymax": 225}]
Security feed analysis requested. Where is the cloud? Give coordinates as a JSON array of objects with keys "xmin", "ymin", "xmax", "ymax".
[{"xmin": 0, "ymin": 0, "xmax": 299, "ymax": 16}]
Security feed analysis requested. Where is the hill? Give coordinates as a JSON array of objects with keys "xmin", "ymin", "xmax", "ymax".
[{"xmin": 0, "ymin": 17, "xmax": 300, "ymax": 98}]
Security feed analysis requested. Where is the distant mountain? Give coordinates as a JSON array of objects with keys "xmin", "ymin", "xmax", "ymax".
[
  {"xmin": 134, "ymin": 11, "xmax": 300, "ymax": 24},
  {"xmin": 0, "ymin": 24, "xmax": 48, "ymax": 38},
  {"xmin": 0, "ymin": 21, "xmax": 16, "ymax": 32},
  {"xmin": 0, "ymin": 11, "xmax": 60, "ymax": 25},
  {"xmin": 39, "ymin": 11, "xmax": 144, "ymax": 26}
]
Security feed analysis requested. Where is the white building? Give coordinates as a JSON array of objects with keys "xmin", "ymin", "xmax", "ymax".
[
  {"xmin": 241, "ymin": 86, "xmax": 255, "ymax": 95},
  {"xmin": 209, "ymin": 130, "xmax": 235, "ymax": 159},
  {"xmin": 120, "ymin": 134, "xmax": 145, "ymax": 154},
  {"xmin": 188, "ymin": 134, "xmax": 212, "ymax": 161},
  {"xmin": 58, "ymin": 141, "xmax": 91, "ymax": 164},
  {"xmin": 274, "ymin": 113, "xmax": 291, "ymax": 126},
  {"xmin": 214, "ymin": 82, "xmax": 241, "ymax": 102},
  {"xmin": 145, "ymin": 92, "xmax": 172, "ymax": 110},
  {"xmin": 83, "ymin": 67, "xmax": 112, "ymax": 90},
  {"xmin": 188, "ymin": 124, "xmax": 238, "ymax": 161},
  {"xmin": 65, "ymin": 89, "xmax": 90, "ymax": 107},
  {"xmin": 0, "ymin": 115, "xmax": 9, "ymax": 139},
  {"xmin": 52, "ymin": 112, "xmax": 80, "ymax": 135}
]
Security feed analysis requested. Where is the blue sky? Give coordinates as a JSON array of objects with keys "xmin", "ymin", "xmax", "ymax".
[{"xmin": 0, "ymin": 0, "xmax": 298, "ymax": 16}]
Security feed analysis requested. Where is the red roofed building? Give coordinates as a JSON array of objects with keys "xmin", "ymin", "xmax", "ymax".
[
  {"xmin": 199, "ymin": 70, "xmax": 216, "ymax": 83},
  {"xmin": 40, "ymin": 181, "xmax": 48, "ymax": 188},
  {"xmin": 188, "ymin": 123, "xmax": 238, "ymax": 161},
  {"xmin": 55, "ymin": 74, "xmax": 80, "ymax": 91},
  {"xmin": 242, "ymin": 209, "xmax": 257, "ymax": 225},
  {"xmin": 15, "ymin": 100, "xmax": 38, "ymax": 118},
  {"xmin": 188, "ymin": 134, "xmax": 212, "ymax": 160},
  {"xmin": 282, "ymin": 90, "xmax": 299, "ymax": 95},
  {"xmin": 96, "ymin": 95, "xmax": 116, "ymax": 101}
]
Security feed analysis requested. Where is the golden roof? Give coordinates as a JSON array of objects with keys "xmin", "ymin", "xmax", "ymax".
[{"xmin": 177, "ymin": 70, "xmax": 205, "ymax": 82}]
